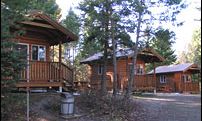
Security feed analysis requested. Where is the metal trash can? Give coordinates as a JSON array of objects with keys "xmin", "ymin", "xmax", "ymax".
[{"xmin": 60, "ymin": 92, "xmax": 74, "ymax": 115}]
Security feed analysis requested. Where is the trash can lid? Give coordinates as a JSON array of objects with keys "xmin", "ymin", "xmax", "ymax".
[
  {"xmin": 61, "ymin": 92, "xmax": 73, "ymax": 98},
  {"xmin": 73, "ymin": 92, "xmax": 80, "ymax": 96}
]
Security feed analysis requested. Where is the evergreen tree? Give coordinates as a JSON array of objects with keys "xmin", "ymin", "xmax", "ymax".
[
  {"xmin": 146, "ymin": 28, "xmax": 177, "ymax": 72},
  {"xmin": 62, "ymin": 8, "xmax": 80, "ymax": 35},
  {"xmin": 178, "ymin": 28, "xmax": 201, "ymax": 66},
  {"xmin": 123, "ymin": 0, "xmax": 186, "ymax": 98},
  {"xmin": 78, "ymin": 0, "xmax": 131, "ymax": 95},
  {"xmin": 28, "ymin": 0, "xmax": 61, "ymax": 20},
  {"xmin": 187, "ymin": 28, "xmax": 201, "ymax": 68}
]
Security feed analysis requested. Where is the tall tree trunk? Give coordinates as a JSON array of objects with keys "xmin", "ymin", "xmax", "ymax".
[
  {"xmin": 101, "ymin": 0, "xmax": 110, "ymax": 95},
  {"xmin": 111, "ymin": 15, "xmax": 117, "ymax": 97},
  {"xmin": 126, "ymin": 10, "xmax": 142, "ymax": 98},
  {"xmin": 101, "ymin": 43, "xmax": 108, "ymax": 95}
]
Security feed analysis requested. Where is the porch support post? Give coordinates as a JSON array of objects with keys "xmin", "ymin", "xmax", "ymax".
[
  {"xmin": 183, "ymin": 72, "xmax": 186, "ymax": 93},
  {"xmin": 53, "ymin": 45, "xmax": 54, "ymax": 62},
  {"xmin": 153, "ymin": 62, "xmax": 156, "ymax": 94},
  {"xmin": 59, "ymin": 41, "xmax": 62, "ymax": 82},
  {"xmin": 59, "ymin": 41, "xmax": 62, "ymax": 64}
]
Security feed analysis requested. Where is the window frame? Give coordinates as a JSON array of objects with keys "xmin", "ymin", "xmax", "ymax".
[
  {"xmin": 98, "ymin": 64, "xmax": 103, "ymax": 75},
  {"xmin": 128, "ymin": 63, "xmax": 144, "ymax": 75},
  {"xmin": 182, "ymin": 74, "xmax": 191, "ymax": 83},
  {"xmin": 160, "ymin": 75, "xmax": 166, "ymax": 83},
  {"xmin": 16, "ymin": 43, "xmax": 29, "ymax": 60},
  {"xmin": 31, "ymin": 44, "xmax": 46, "ymax": 61},
  {"xmin": 136, "ymin": 64, "xmax": 144, "ymax": 75}
]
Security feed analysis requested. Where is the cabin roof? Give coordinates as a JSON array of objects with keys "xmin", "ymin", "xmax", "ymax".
[
  {"xmin": 16, "ymin": 11, "xmax": 78, "ymax": 45},
  {"xmin": 148, "ymin": 63, "xmax": 200, "ymax": 74},
  {"xmin": 80, "ymin": 48, "xmax": 165, "ymax": 64}
]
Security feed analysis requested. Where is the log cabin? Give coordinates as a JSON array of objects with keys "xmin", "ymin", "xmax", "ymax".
[
  {"xmin": 148, "ymin": 63, "xmax": 200, "ymax": 93},
  {"xmin": 80, "ymin": 48, "xmax": 165, "ymax": 92},
  {"xmin": 10, "ymin": 11, "xmax": 78, "ymax": 92}
]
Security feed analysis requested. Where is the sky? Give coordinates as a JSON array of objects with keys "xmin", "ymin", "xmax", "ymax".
[{"xmin": 56, "ymin": 0, "xmax": 201, "ymax": 57}]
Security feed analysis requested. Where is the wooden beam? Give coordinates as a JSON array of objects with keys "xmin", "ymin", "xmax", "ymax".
[
  {"xmin": 22, "ymin": 26, "xmax": 58, "ymax": 45},
  {"xmin": 21, "ymin": 21, "xmax": 56, "ymax": 29},
  {"xmin": 25, "ymin": 31, "xmax": 49, "ymax": 41},
  {"xmin": 46, "ymin": 29, "xmax": 64, "ymax": 43},
  {"xmin": 24, "ymin": 27, "xmax": 55, "ymax": 40},
  {"xmin": 16, "ymin": 82, "xmax": 63, "ymax": 88}
]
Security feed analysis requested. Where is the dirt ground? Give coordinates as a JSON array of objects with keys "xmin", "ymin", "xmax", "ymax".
[
  {"xmin": 133, "ymin": 93, "xmax": 201, "ymax": 121},
  {"xmin": 8, "ymin": 92, "xmax": 201, "ymax": 121},
  {"xmin": 28, "ymin": 92, "xmax": 146, "ymax": 121}
]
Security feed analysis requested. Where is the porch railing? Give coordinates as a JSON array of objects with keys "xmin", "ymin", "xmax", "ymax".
[
  {"xmin": 181, "ymin": 82, "xmax": 199, "ymax": 93},
  {"xmin": 133, "ymin": 75, "xmax": 156, "ymax": 90},
  {"xmin": 134, "ymin": 75, "xmax": 155, "ymax": 87},
  {"xmin": 19, "ymin": 61, "xmax": 73, "ymax": 84}
]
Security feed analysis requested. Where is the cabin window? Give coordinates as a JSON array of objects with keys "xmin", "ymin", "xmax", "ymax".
[
  {"xmin": 14, "ymin": 43, "xmax": 29, "ymax": 61},
  {"xmin": 160, "ymin": 75, "xmax": 166, "ymax": 83},
  {"xmin": 182, "ymin": 74, "xmax": 191, "ymax": 82},
  {"xmin": 32, "ymin": 45, "xmax": 46, "ymax": 61},
  {"xmin": 136, "ymin": 64, "xmax": 144, "ymax": 75},
  {"xmin": 98, "ymin": 64, "xmax": 103, "ymax": 75},
  {"xmin": 128, "ymin": 63, "xmax": 144, "ymax": 75}
]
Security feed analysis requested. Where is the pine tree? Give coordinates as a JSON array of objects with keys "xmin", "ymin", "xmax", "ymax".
[
  {"xmin": 78, "ymin": 0, "xmax": 131, "ymax": 95},
  {"xmin": 124, "ymin": 0, "xmax": 186, "ymax": 98},
  {"xmin": 145, "ymin": 28, "xmax": 177, "ymax": 72},
  {"xmin": 187, "ymin": 28, "xmax": 201, "ymax": 68}
]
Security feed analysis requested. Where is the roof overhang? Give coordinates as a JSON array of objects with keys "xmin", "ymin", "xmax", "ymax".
[
  {"xmin": 13, "ymin": 11, "xmax": 78, "ymax": 45},
  {"xmin": 137, "ymin": 48, "xmax": 165, "ymax": 63},
  {"xmin": 183, "ymin": 64, "xmax": 201, "ymax": 73},
  {"xmin": 80, "ymin": 48, "xmax": 165, "ymax": 64}
]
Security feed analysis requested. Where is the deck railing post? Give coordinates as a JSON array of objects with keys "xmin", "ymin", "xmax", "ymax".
[{"xmin": 153, "ymin": 62, "xmax": 156, "ymax": 93}]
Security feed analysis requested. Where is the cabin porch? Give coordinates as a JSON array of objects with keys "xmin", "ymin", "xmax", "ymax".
[
  {"xmin": 132, "ymin": 75, "xmax": 156, "ymax": 92},
  {"xmin": 104, "ymin": 74, "xmax": 157, "ymax": 92},
  {"xmin": 16, "ymin": 61, "xmax": 74, "ymax": 91},
  {"xmin": 180, "ymin": 82, "xmax": 200, "ymax": 93}
]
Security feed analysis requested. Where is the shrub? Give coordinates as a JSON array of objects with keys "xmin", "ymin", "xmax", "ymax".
[{"xmin": 76, "ymin": 90, "xmax": 145, "ymax": 121}]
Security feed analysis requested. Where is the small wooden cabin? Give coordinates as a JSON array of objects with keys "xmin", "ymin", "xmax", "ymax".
[
  {"xmin": 148, "ymin": 63, "xmax": 200, "ymax": 93},
  {"xmin": 80, "ymin": 48, "xmax": 165, "ymax": 92},
  {"xmin": 11, "ymin": 11, "xmax": 78, "ymax": 92}
]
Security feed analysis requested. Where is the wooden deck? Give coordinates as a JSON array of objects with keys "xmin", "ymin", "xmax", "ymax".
[
  {"xmin": 17, "ymin": 61, "xmax": 73, "ymax": 88},
  {"xmin": 16, "ymin": 82, "xmax": 63, "ymax": 88},
  {"xmin": 181, "ymin": 82, "xmax": 199, "ymax": 93},
  {"xmin": 133, "ymin": 75, "xmax": 156, "ymax": 91}
]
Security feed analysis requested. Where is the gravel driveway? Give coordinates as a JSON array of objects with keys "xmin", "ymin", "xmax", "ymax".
[{"xmin": 133, "ymin": 93, "xmax": 201, "ymax": 121}]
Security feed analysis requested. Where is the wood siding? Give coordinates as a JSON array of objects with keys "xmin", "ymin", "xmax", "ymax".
[
  {"xmin": 156, "ymin": 73, "xmax": 175, "ymax": 92},
  {"xmin": 16, "ymin": 36, "xmax": 51, "ymax": 61},
  {"xmin": 156, "ymin": 71, "xmax": 200, "ymax": 93},
  {"xmin": 89, "ymin": 58, "xmax": 156, "ymax": 91}
]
